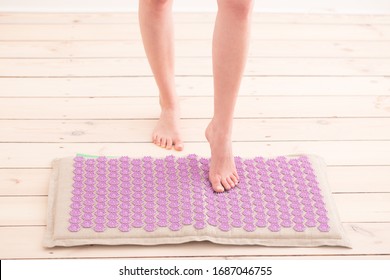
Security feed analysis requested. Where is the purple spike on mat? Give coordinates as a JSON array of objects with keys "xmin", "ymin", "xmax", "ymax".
[{"xmin": 68, "ymin": 154, "xmax": 330, "ymax": 233}]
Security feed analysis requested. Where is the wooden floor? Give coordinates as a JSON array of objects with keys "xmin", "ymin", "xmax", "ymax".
[{"xmin": 0, "ymin": 12, "xmax": 390, "ymax": 259}]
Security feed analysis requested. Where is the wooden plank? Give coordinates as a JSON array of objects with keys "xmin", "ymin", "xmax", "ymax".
[
  {"xmin": 0, "ymin": 197, "xmax": 48, "ymax": 226},
  {"xmin": 0, "ymin": 194, "xmax": 389, "ymax": 226},
  {"xmin": 1, "ymin": 118, "xmax": 390, "ymax": 143},
  {"xmin": 0, "ymin": 142, "xmax": 389, "ymax": 168},
  {"xmin": 0, "ymin": 223, "xmax": 389, "ymax": 259},
  {"xmin": 0, "ymin": 97, "xmax": 389, "ymax": 119},
  {"xmin": 335, "ymin": 194, "xmax": 390, "ymax": 223},
  {"xmin": 2, "ymin": 13, "xmax": 390, "ymax": 25},
  {"xmin": 0, "ymin": 169, "xmax": 51, "ymax": 196},
  {"xmin": 327, "ymin": 166, "xmax": 390, "ymax": 194},
  {"xmin": 1, "ymin": 23, "xmax": 390, "ymax": 41},
  {"xmin": 2, "ymin": 166, "xmax": 389, "ymax": 196},
  {"xmin": 2, "ymin": 40, "xmax": 390, "ymax": 58},
  {"xmin": 1, "ymin": 77, "xmax": 389, "ymax": 97},
  {"xmin": 1, "ymin": 57, "xmax": 389, "ymax": 76}
]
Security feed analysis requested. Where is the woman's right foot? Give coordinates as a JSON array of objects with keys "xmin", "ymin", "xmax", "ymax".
[{"xmin": 152, "ymin": 107, "xmax": 183, "ymax": 151}]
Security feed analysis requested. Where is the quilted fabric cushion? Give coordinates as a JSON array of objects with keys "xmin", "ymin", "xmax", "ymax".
[{"xmin": 43, "ymin": 153, "xmax": 350, "ymax": 247}]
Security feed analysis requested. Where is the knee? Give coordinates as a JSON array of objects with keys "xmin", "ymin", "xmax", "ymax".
[
  {"xmin": 142, "ymin": 0, "xmax": 172, "ymax": 11},
  {"xmin": 217, "ymin": 0, "xmax": 254, "ymax": 19}
]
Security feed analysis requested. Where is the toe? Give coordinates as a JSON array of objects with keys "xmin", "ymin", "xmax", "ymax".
[
  {"xmin": 155, "ymin": 136, "xmax": 161, "ymax": 146},
  {"xmin": 221, "ymin": 178, "xmax": 231, "ymax": 190},
  {"xmin": 230, "ymin": 174, "xmax": 239, "ymax": 185},
  {"xmin": 166, "ymin": 138, "xmax": 173, "ymax": 150},
  {"xmin": 210, "ymin": 177, "xmax": 224, "ymax": 193},
  {"xmin": 160, "ymin": 137, "xmax": 167, "ymax": 148},
  {"xmin": 233, "ymin": 170, "xmax": 240, "ymax": 181},
  {"xmin": 226, "ymin": 177, "xmax": 235, "ymax": 188},
  {"xmin": 174, "ymin": 139, "xmax": 184, "ymax": 151}
]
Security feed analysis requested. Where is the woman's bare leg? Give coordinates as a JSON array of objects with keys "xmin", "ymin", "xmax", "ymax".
[
  {"xmin": 205, "ymin": 0, "xmax": 254, "ymax": 192},
  {"xmin": 139, "ymin": 0, "xmax": 183, "ymax": 151}
]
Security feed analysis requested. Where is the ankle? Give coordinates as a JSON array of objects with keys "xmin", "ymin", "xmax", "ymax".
[
  {"xmin": 206, "ymin": 120, "xmax": 232, "ymax": 143},
  {"xmin": 209, "ymin": 117, "xmax": 233, "ymax": 135},
  {"xmin": 160, "ymin": 103, "xmax": 180, "ymax": 114},
  {"xmin": 159, "ymin": 95, "xmax": 180, "ymax": 111}
]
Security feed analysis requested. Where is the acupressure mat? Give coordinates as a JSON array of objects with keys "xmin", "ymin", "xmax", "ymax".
[{"xmin": 44, "ymin": 154, "xmax": 350, "ymax": 247}]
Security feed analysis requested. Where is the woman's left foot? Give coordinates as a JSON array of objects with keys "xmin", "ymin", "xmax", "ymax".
[{"xmin": 205, "ymin": 119, "xmax": 239, "ymax": 192}]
